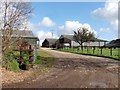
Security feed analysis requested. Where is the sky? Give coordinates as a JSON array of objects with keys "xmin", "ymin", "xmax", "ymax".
[{"xmin": 27, "ymin": 1, "xmax": 118, "ymax": 45}]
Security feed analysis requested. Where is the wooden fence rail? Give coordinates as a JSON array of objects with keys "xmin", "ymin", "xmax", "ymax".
[{"xmin": 61, "ymin": 46, "xmax": 119, "ymax": 60}]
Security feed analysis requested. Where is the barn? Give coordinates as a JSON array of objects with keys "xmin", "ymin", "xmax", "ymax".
[
  {"xmin": 1, "ymin": 30, "xmax": 39, "ymax": 69},
  {"xmin": 105, "ymin": 39, "xmax": 120, "ymax": 48},
  {"xmin": 59, "ymin": 35, "xmax": 73, "ymax": 48},
  {"xmin": 58, "ymin": 34, "xmax": 108, "ymax": 48},
  {"xmin": 11, "ymin": 30, "xmax": 39, "ymax": 63},
  {"xmin": 12, "ymin": 30, "xmax": 39, "ymax": 47},
  {"xmin": 42, "ymin": 38, "xmax": 58, "ymax": 48}
]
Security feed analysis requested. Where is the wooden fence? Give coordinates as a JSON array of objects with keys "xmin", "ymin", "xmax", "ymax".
[{"xmin": 61, "ymin": 46, "xmax": 120, "ymax": 60}]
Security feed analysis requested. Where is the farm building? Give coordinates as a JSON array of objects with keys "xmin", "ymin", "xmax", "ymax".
[
  {"xmin": 12, "ymin": 30, "xmax": 39, "ymax": 61},
  {"xmin": 83, "ymin": 38, "xmax": 108, "ymax": 47},
  {"xmin": 2, "ymin": 30, "xmax": 39, "ymax": 62},
  {"xmin": 42, "ymin": 38, "xmax": 58, "ymax": 48},
  {"xmin": 105, "ymin": 39, "xmax": 120, "ymax": 48},
  {"xmin": 59, "ymin": 35, "xmax": 74, "ymax": 48},
  {"xmin": 58, "ymin": 35, "xmax": 108, "ymax": 48}
]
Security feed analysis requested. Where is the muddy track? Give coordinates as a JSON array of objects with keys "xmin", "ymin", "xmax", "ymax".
[{"xmin": 3, "ymin": 48, "xmax": 119, "ymax": 88}]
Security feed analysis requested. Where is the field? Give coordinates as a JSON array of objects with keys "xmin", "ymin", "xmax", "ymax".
[{"xmin": 58, "ymin": 47, "xmax": 120, "ymax": 60}]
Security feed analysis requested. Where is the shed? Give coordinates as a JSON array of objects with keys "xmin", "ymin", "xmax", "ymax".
[
  {"xmin": 42, "ymin": 38, "xmax": 58, "ymax": 48},
  {"xmin": 105, "ymin": 39, "xmax": 120, "ymax": 48},
  {"xmin": 11, "ymin": 30, "xmax": 39, "ymax": 49},
  {"xmin": 58, "ymin": 34, "xmax": 108, "ymax": 48},
  {"xmin": 59, "ymin": 35, "xmax": 73, "ymax": 48},
  {"xmin": 3, "ymin": 30, "xmax": 39, "ymax": 61},
  {"xmin": 83, "ymin": 38, "xmax": 108, "ymax": 47}
]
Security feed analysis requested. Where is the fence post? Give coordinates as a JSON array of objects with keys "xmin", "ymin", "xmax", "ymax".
[
  {"xmin": 110, "ymin": 48, "xmax": 112, "ymax": 56},
  {"xmin": 93, "ymin": 47, "xmax": 95, "ymax": 54},
  {"xmin": 81, "ymin": 46, "xmax": 83, "ymax": 53},
  {"xmin": 87, "ymin": 46, "xmax": 88, "ymax": 54},
  {"xmin": 101, "ymin": 47, "xmax": 102, "ymax": 55}
]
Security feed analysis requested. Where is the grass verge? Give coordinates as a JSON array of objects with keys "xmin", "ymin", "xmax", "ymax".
[
  {"xmin": 58, "ymin": 48, "xmax": 120, "ymax": 61},
  {"xmin": 35, "ymin": 49, "xmax": 55, "ymax": 67}
]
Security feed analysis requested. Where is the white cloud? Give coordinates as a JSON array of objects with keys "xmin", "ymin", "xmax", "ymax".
[
  {"xmin": 82, "ymin": 23, "xmax": 97, "ymax": 35},
  {"xmin": 59, "ymin": 21, "xmax": 97, "ymax": 35},
  {"xmin": 37, "ymin": 30, "xmax": 59, "ymax": 46},
  {"xmin": 26, "ymin": 17, "xmax": 56, "ymax": 32},
  {"xmin": 39, "ymin": 17, "xmax": 56, "ymax": 27},
  {"xmin": 25, "ymin": 19, "xmax": 58, "ymax": 45},
  {"xmin": 59, "ymin": 25, "xmax": 64, "ymax": 31},
  {"xmin": 26, "ymin": 21, "xmax": 58, "ymax": 46},
  {"xmin": 26, "ymin": 21, "xmax": 38, "ymax": 31},
  {"xmin": 92, "ymin": 1, "xmax": 118, "ymax": 30},
  {"xmin": 59, "ymin": 21, "xmax": 82, "ymax": 34}
]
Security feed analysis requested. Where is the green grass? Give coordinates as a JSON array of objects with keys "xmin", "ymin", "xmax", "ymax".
[
  {"xmin": 3, "ymin": 51, "xmax": 20, "ymax": 71},
  {"xmin": 3, "ymin": 49, "xmax": 54, "ymax": 71},
  {"xmin": 40, "ymin": 50, "xmax": 53, "ymax": 57},
  {"xmin": 58, "ymin": 47, "xmax": 120, "ymax": 60},
  {"xmin": 7, "ymin": 60, "xmax": 20, "ymax": 72},
  {"xmin": 35, "ymin": 49, "xmax": 55, "ymax": 66}
]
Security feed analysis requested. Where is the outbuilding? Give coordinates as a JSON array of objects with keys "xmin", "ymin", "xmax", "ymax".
[
  {"xmin": 105, "ymin": 39, "xmax": 120, "ymax": 48},
  {"xmin": 42, "ymin": 38, "xmax": 58, "ymax": 48},
  {"xmin": 58, "ymin": 34, "xmax": 108, "ymax": 48}
]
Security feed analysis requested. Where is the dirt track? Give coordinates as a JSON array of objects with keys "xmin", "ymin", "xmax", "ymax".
[{"xmin": 3, "ymin": 48, "xmax": 119, "ymax": 88}]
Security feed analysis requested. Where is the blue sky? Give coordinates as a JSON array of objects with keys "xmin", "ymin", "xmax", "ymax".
[{"xmin": 28, "ymin": 2, "xmax": 118, "ymax": 44}]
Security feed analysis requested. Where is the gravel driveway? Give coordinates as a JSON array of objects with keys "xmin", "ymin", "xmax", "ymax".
[{"xmin": 3, "ymin": 48, "xmax": 120, "ymax": 88}]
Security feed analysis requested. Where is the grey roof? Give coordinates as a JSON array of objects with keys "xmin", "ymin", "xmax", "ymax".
[
  {"xmin": 0, "ymin": 30, "xmax": 35, "ymax": 38},
  {"xmin": 60, "ymin": 35, "xmax": 107, "ymax": 42},
  {"xmin": 46, "ymin": 38, "xmax": 58, "ymax": 44},
  {"xmin": 0, "ymin": 30, "xmax": 39, "ymax": 40},
  {"xmin": 11, "ymin": 30, "xmax": 35, "ymax": 37},
  {"xmin": 105, "ymin": 39, "xmax": 120, "ymax": 48},
  {"xmin": 60, "ymin": 35, "xmax": 74, "ymax": 41},
  {"xmin": 95, "ymin": 38, "xmax": 108, "ymax": 42}
]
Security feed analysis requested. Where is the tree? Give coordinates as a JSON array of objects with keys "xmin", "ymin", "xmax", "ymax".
[
  {"xmin": 0, "ymin": 1, "xmax": 33, "ymax": 68},
  {"xmin": 73, "ymin": 27, "xmax": 96, "ymax": 50}
]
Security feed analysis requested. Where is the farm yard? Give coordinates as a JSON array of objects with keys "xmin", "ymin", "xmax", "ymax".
[
  {"xmin": 1, "ymin": 1, "xmax": 120, "ymax": 89},
  {"xmin": 3, "ymin": 48, "xmax": 119, "ymax": 88}
]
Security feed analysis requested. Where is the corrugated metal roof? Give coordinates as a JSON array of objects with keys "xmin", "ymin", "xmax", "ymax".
[
  {"xmin": 0, "ymin": 30, "xmax": 35, "ymax": 37},
  {"xmin": 46, "ymin": 38, "xmax": 58, "ymax": 44},
  {"xmin": 60, "ymin": 34, "xmax": 107, "ymax": 42},
  {"xmin": 60, "ymin": 35, "xmax": 74, "ymax": 41},
  {"xmin": 11, "ymin": 30, "xmax": 35, "ymax": 37},
  {"xmin": 105, "ymin": 39, "xmax": 120, "ymax": 48},
  {"xmin": 0, "ymin": 30, "xmax": 39, "ymax": 41}
]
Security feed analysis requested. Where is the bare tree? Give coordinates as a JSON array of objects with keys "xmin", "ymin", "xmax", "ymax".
[
  {"xmin": 0, "ymin": 1, "xmax": 33, "ymax": 68},
  {"xmin": 73, "ymin": 27, "xmax": 96, "ymax": 50}
]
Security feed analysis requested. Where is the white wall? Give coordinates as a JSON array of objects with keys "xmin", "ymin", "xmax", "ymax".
[
  {"xmin": 83, "ymin": 42, "xmax": 105, "ymax": 46},
  {"xmin": 71, "ymin": 41, "xmax": 79, "ymax": 47}
]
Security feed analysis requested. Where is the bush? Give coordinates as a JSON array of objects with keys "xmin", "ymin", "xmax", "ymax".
[
  {"xmin": 7, "ymin": 60, "xmax": 19, "ymax": 71},
  {"xmin": 3, "ymin": 51, "xmax": 19, "ymax": 71}
]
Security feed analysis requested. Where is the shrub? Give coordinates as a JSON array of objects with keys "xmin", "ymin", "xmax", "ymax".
[
  {"xmin": 7, "ymin": 60, "xmax": 19, "ymax": 71},
  {"xmin": 3, "ymin": 51, "xmax": 19, "ymax": 71}
]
